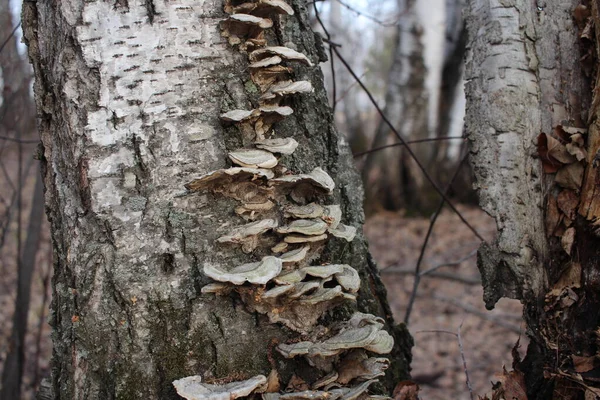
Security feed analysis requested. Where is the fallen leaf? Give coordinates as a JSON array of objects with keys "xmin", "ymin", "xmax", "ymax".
[
  {"xmin": 572, "ymin": 355, "xmax": 598, "ymax": 373},
  {"xmin": 545, "ymin": 132, "xmax": 577, "ymax": 164},
  {"xmin": 285, "ymin": 374, "xmax": 308, "ymax": 392},
  {"xmin": 555, "ymin": 162, "xmax": 584, "ymax": 190},
  {"xmin": 555, "ymin": 262, "xmax": 582, "ymax": 289},
  {"xmin": 557, "ymin": 190, "xmax": 580, "ymax": 220},
  {"xmin": 566, "ymin": 142, "xmax": 588, "ymax": 162},
  {"xmin": 538, "ymin": 133, "xmax": 562, "ymax": 173},
  {"xmin": 393, "ymin": 381, "xmax": 419, "ymax": 400},
  {"xmin": 266, "ymin": 369, "xmax": 280, "ymax": 393},
  {"xmin": 562, "ymin": 227, "xmax": 576, "ymax": 255},
  {"xmin": 493, "ymin": 367, "xmax": 528, "ymax": 400},
  {"xmin": 546, "ymin": 195, "xmax": 562, "ymax": 237}
]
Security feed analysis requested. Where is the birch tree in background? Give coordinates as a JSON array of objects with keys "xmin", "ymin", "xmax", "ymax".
[
  {"xmin": 467, "ymin": 0, "xmax": 600, "ymax": 397},
  {"xmin": 361, "ymin": 0, "xmax": 468, "ymax": 213}
]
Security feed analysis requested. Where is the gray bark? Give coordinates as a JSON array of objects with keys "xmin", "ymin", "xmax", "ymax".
[
  {"xmin": 466, "ymin": 0, "xmax": 600, "ymax": 397},
  {"xmin": 465, "ymin": 0, "xmax": 586, "ymax": 308},
  {"xmin": 21, "ymin": 0, "xmax": 411, "ymax": 399}
]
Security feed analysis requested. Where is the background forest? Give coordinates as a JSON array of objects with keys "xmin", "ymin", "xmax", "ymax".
[{"xmin": 2, "ymin": 0, "xmax": 527, "ymax": 399}]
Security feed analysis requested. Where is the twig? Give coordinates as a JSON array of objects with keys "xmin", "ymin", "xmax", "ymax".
[
  {"xmin": 312, "ymin": 3, "xmax": 337, "ymax": 113},
  {"xmin": 353, "ymin": 136, "xmax": 465, "ymax": 158},
  {"xmin": 420, "ymin": 248, "xmax": 478, "ymax": 276},
  {"xmin": 333, "ymin": 0, "xmax": 403, "ymax": 27},
  {"xmin": 334, "ymin": 70, "xmax": 367, "ymax": 106},
  {"xmin": 382, "ymin": 267, "xmax": 481, "ymax": 285},
  {"xmin": 431, "ymin": 293, "xmax": 522, "ymax": 333},
  {"xmin": 0, "ymin": 135, "xmax": 40, "ymax": 144},
  {"xmin": 0, "ymin": 22, "xmax": 21, "ymax": 55},
  {"xmin": 457, "ymin": 321, "xmax": 475, "ymax": 400},
  {"xmin": 332, "ymin": 46, "xmax": 484, "ymax": 242},
  {"xmin": 415, "ymin": 323, "xmax": 475, "ymax": 400},
  {"xmin": 404, "ymin": 153, "xmax": 469, "ymax": 324}
]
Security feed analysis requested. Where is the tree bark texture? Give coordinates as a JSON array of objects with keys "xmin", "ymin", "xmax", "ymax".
[
  {"xmin": 22, "ymin": 1, "xmax": 411, "ymax": 399},
  {"xmin": 466, "ymin": 0, "xmax": 600, "ymax": 397}
]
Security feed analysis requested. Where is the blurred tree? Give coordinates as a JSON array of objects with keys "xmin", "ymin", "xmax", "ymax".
[
  {"xmin": 361, "ymin": 0, "xmax": 469, "ymax": 214},
  {"xmin": 466, "ymin": 0, "xmax": 600, "ymax": 397},
  {"xmin": 0, "ymin": 0, "xmax": 42, "ymax": 398},
  {"xmin": 20, "ymin": 0, "xmax": 411, "ymax": 398}
]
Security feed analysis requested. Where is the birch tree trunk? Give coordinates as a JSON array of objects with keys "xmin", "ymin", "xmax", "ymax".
[
  {"xmin": 466, "ymin": 0, "xmax": 600, "ymax": 397},
  {"xmin": 21, "ymin": 0, "xmax": 411, "ymax": 399}
]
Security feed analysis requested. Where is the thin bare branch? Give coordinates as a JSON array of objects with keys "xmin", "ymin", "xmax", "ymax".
[
  {"xmin": 353, "ymin": 136, "xmax": 465, "ymax": 158},
  {"xmin": 382, "ymin": 267, "xmax": 481, "ymax": 285},
  {"xmin": 457, "ymin": 322, "xmax": 474, "ymax": 400},
  {"xmin": 404, "ymin": 153, "xmax": 469, "ymax": 324},
  {"xmin": 0, "ymin": 135, "xmax": 39, "ymax": 144},
  {"xmin": 0, "ymin": 22, "xmax": 20, "ymax": 55},
  {"xmin": 332, "ymin": 46, "xmax": 484, "ymax": 242},
  {"xmin": 333, "ymin": 0, "xmax": 404, "ymax": 27}
]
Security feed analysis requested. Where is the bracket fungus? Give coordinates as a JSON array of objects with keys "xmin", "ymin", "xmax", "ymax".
[
  {"xmin": 229, "ymin": 149, "xmax": 279, "ymax": 169},
  {"xmin": 255, "ymin": 137, "xmax": 299, "ymax": 155},
  {"xmin": 328, "ymin": 224, "xmax": 357, "ymax": 242},
  {"xmin": 336, "ymin": 353, "xmax": 390, "ymax": 384},
  {"xmin": 227, "ymin": 0, "xmax": 295, "ymax": 17},
  {"xmin": 284, "ymin": 203, "xmax": 325, "ymax": 219},
  {"xmin": 172, "ymin": 375, "xmax": 267, "ymax": 400},
  {"xmin": 277, "ymin": 219, "xmax": 329, "ymax": 236},
  {"xmin": 278, "ymin": 245, "xmax": 310, "ymax": 264},
  {"xmin": 250, "ymin": 65, "xmax": 293, "ymax": 93},
  {"xmin": 277, "ymin": 312, "xmax": 394, "ymax": 359},
  {"xmin": 220, "ymin": 109, "xmax": 259, "ymax": 123},
  {"xmin": 176, "ymin": 0, "xmax": 396, "ymax": 397},
  {"xmin": 270, "ymin": 168, "xmax": 335, "ymax": 193},
  {"xmin": 221, "ymin": 13, "xmax": 273, "ymax": 47},
  {"xmin": 260, "ymin": 80, "xmax": 314, "ymax": 101},
  {"xmin": 204, "ymin": 256, "xmax": 282, "ymax": 285},
  {"xmin": 284, "ymin": 234, "xmax": 328, "ymax": 243},
  {"xmin": 250, "ymin": 46, "xmax": 313, "ymax": 66},
  {"xmin": 217, "ymin": 219, "xmax": 278, "ymax": 252},
  {"xmin": 322, "ymin": 205, "xmax": 342, "ymax": 228},
  {"xmin": 185, "ymin": 167, "xmax": 274, "ymax": 192}
]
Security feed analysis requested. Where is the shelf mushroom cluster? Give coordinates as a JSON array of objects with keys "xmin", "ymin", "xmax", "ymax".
[{"xmin": 174, "ymin": 1, "xmax": 394, "ymax": 399}]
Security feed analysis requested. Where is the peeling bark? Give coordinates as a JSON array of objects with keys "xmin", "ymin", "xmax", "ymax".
[
  {"xmin": 467, "ymin": 0, "xmax": 600, "ymax": 397},
  {"xmin": 22, "ymin": 0, "xmax": 411, "ymax": 398}
]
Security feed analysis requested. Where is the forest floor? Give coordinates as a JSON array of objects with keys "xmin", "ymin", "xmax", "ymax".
[
  {"xmin": 365, "ymin": 205, "xmax": 524, "ymax": 400},
  {"xmin": 0, "ymin": 148, "xmax": 522, "ymax": 400}
]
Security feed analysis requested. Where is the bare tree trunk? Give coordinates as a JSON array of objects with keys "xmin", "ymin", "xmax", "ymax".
[
  {"xmin": 21, "ymin": 0, "xmax": 412, "ymax": 398},
  {"xmin": 1, "ymin": 168, "xmax": 44, "ymax": 400},
  {"xmin": 466, "ymin": 0, "xmax": 600, "ymax": 397}
]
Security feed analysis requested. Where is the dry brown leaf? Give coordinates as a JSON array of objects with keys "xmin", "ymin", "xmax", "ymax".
[
  {"xmin": 494, "ymin": 367, "xmax": 528, "ymax": 400},
  {"xmin": 561, "ymin": 227, "xmax": 576, "ymax": 255},
  {"xmin": 266, "ymin": 369, "xmax": 280, "ymax": 393},
  {"xmin": 557, "ymin": 189, "xmax": 580, "ymax": 220},
  {"xmin": 337, "ymin": 354, "xmax": 369, "ymax": 384},
  {"xmin": 555, "ymin": 162, "xmax": 584, "ymax": 190},
  {"xmin": 546, "ymin": 195, "xmax": 562, "ymax": 237},
  {"xmin": 566, "ymin": 142, "xmax": 588, "ymax": 162},
  {"xmin": 285, "ymin": 374, "xmax": 309, "ymax": 392},
  {"xmin": 585, "ymin": 388, "xmax": 599, "ymax": 400},
  {"xmin": 556, "ymin": 262, "xmax": 582, "ymax": 289},
  {"xmin": 572, "ymin": 355, "xmax": 598, "ymax": 373},
  {"xmin": 544, "ymin": 132, "xmax": 576, "ymax": 164},
  {"xmin": 392, "ymin": 381, "xmax": 420, "ymax": 400},
  {"xmin": 537, "ymin": 133, "xmax": 562, "ymax": 173}
]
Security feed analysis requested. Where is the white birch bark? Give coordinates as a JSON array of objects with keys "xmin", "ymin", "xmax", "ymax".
[{"xmin": 21, "ymin": 0, "xmax": 411, "ymax": 398}]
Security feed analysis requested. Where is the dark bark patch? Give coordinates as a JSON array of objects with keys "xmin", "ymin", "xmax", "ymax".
[
  {"xmin": 162, "ymin": 253, "xmax": 176, "ymax": 274},
  {"xmin": 145, "ymin": 0, "xmax": 158, "ymax": 25}
]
